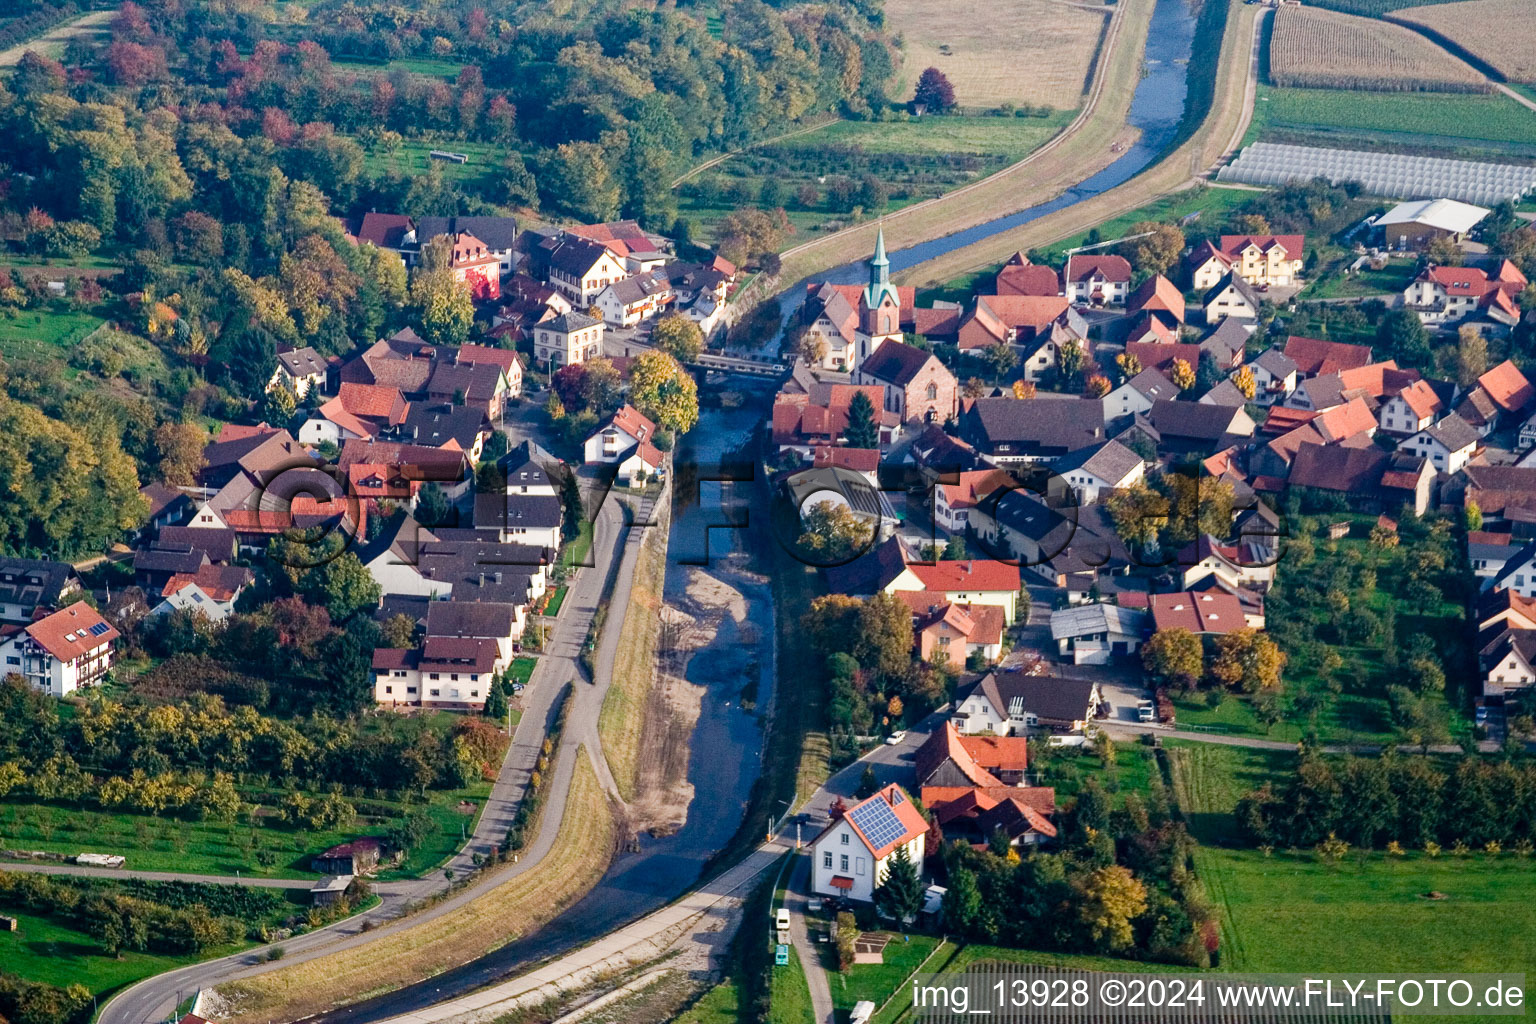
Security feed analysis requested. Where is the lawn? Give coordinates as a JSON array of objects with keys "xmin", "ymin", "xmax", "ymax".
[
  {"xmin": 508, "ymin": 655, "xmax": 538, "ymax": 688},
  {"xmin": 1299, "ymin": 257, "xmax": 1421, "ymax": 300},
  {"xmin": 1030, "ymin": 741, "xmax": 1158, "ymax": 806},
  {"xmin": 679, "ymin": 112, "xmax": 1075, "ymax": 249},
  {"xmin": 1172, "ymin": 521, "xmax": 1469, "ymax": 745},
  {"xmin": 768, "ymin": 945, "xmax": 814, "ymax": 1024},
  {"xmin": 782, "ymin": 115, "xmax": 1075, "ymax": 161},
  {"xmin": 0, "ymin": 307, "xmax": 103, "ymax": 360},
  {"xmin": 332, "ymin": 56, "xmax": 467, "ymax": 77},
  {"xmin": 673, "ymin": 980, "xmax": 739, "ymax": 1024},
  {"xmin": 542, "ymin": 586, "xmax": 567, "ymax": 616},
  {"xmin": 559, "ymin": 518, "xmax": 595, "ymax": 571},
  {"xmin": 352, "ymin": 137, "xmax": 504, "ymax": 185},
  {"xmin": 1163, "ymin": 739, "xmax": 1298, "ymax": 845},
  {"xmin": 1250, "ymin": 85, "xmax": 1536, "ymax": 150},
  {"xmin": 1197, "ymin": 845, "xmax": 1536, "ymax": 1019},
  {"xmin": 828, "ymin": 933, "xmax": 943, "ymax": 1015},
  {"xmin": 0, "ymin": 779, "xmax": 490, "ymax": 881},
  {"xmin": 0, "ymin": 907, "xmax": 250, "ymax": 998},
  {"xmin": 1169, "ymin": 742, "xmax": 1536, "ymax": 1021}
]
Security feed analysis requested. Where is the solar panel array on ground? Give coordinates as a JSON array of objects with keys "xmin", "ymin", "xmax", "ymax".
[{"xmin": 1218, "ymin": 142, "xmax": 1536, "ymax": 205}]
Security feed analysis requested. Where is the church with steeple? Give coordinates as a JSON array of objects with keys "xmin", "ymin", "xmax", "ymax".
[{"xmin": 801, "ymin": 227, "xmax": 914, "ymax": 373}]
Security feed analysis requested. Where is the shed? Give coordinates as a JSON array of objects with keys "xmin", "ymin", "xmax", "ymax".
[
  {"xmin": 310, "ymin": 874, "xmax": 355, "ymax": 907},
  {"xmin": 311, "ymin": 838, "xmax": 382, "ymax": 876}
]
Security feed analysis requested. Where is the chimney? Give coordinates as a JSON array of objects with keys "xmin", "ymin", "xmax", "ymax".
[{"xmin": 494, "ymin": 572, "xmax": 502, "ymax": 584}]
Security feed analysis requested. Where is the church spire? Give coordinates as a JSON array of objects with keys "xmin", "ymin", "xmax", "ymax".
[{"xmin": 864, "ymin": 225, "xmax": 897, "ymax": 312}]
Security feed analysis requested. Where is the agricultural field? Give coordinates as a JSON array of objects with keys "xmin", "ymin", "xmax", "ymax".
[
  {"xmin": 678, "ymin": 113, "xmax": 1074, "ymax": 247},
  {"xmin": 1304, "ymin": 0, "xmax": 1459, "ymax": 15},
  {"xmin": 1394, "ymin": 0, "xmax": 1536, "ymax": 84},
  {"xmin": 883, "ymin": 0, "xmax": 1110, "ymax": 109},
  {"xmin": 1250, "ymin": 84, "xmax": 1536, "ymax": 149},
  {"xmin": 0, "ymin": 9, "xmax": 111, "ymax": 66},
  {"xmin": 1269, "ymin": 4, "xmax": 1486, "ymax": 92},
  {"xmin": 0, "ymin": 308, "xmax": 103, "ymax": 361},
  {"xmin": 1170, "ymin": 745, "xmax": 1536, "ymax": 1014},
  {"xmin": 353, "ymin": 137, "xmax": 505, "ymax": 187},
  {"xmin": 0, "ymin": 779, "xmax": 491, "ymax": 880},
  {"xmin": 0, "ymin": 875, "xmax": 325, "ymax": 999}
]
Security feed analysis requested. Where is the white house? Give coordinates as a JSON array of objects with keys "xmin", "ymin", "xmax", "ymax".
[
  {"xmin": 593, "ymin": 269, "xmax": 672, "ymax": 327},
  {"xmin": 932, "ymin": 468, "xmax": 1013, "ymax": 534},
  {"xmin": 811, "ymin": 785, "xmax": 926, "ymax": 903},
  {"xmin": 1050, "ymin": 440, "xmax": 1145, "ymax": 505},
  {"xmin": 543, "ymin": 235, "xmax": 632, "ymax": 305},
  {"xmin": 616, "ymin": 441, "xmax": 666, "ymax": 488},
  {"xmin": 1482, "ymin": 629, "xmax": 1536, "ymax": 700},
  {"xmin": 584, "ymin": 404, "xmax": 657, "ymax": 464},
  {"xmin": 1402, "ymin": 413, "xmax": 1478, "ymax": 475},
  {"xmin": 0, "ymin": 603, "xmax": 119, "ymax": 697},
  {"xmin": 150, "ymin": 565, "xmax": 254, "ymax": 622},
  {"xmin": 1246, "ymin": 348, "xmax": 1298, "ymax": 407},
  {"xmin": 532, "ymin": 312, "xmax": 605, "ymax": 369},
  {"xmin": 1102, "ymin": 368, "xmax": 1176, "ymax": 421},
  {"xmin": 270, "ymin": 346, "xmax": 327, "ymax": 398},
  {"xmin": 1200, "ymin": 272, "xmax": 1261, "ymax": 324},
  {"xmin": 1490, "ymin": 542, "xmax": 1536, "ymax": 598},
  {"xmin": 1378, "ymin": 379, "xmax": 1446, "ymax": 437}
]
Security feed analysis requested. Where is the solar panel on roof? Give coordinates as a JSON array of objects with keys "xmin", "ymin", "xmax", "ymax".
[
  {"xmin": 88, "ymin": 622, "xmax": 111, "ymax": 636},
  {"xmin": 848, "ymin": 796, "xmax": 908, "ymax": 852}
]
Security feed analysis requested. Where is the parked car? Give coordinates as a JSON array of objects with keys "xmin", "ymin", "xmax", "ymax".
[
  {"xmin": 1137, "ymin": 700, "xmax": 1156, "ymax": 723},
  {"xmin": 775, "ymin": 907, "xmax": 791, "ymax": 932},
  {"xmin": 885, "ymin": 730, "xmax": 908, "ymax": 745}
]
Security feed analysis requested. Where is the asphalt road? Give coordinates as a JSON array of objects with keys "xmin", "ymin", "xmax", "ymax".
[{"xmin": 99, "ymin": 497, "xmax": 631, "ymax": 1024}]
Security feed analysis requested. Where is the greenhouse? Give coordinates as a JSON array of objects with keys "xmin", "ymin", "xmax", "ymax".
[{"xmin": 1218, "ymin": 142, "xmax": 1536, "ymax": 205}]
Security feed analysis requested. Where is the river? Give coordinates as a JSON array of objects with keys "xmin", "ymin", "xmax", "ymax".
[
  {"xmin": 761, "ymin": 0, "xmax": 1200, "ymax": 344},
  {"xmin": 303, "ymin": 0, "xmax": 1202, "ymax": 1015}
]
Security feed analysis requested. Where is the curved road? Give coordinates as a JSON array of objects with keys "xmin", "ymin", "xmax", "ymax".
[{"xmin": 100, "ymin": 494, "xmax": 635, "ymax": 1024}]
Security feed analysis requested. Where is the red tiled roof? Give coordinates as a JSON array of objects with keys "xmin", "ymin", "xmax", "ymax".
[
  {"xmin": 629, "ymin": 441, "xmax": 665, "ymax": 468},
  {"xmin": 607, "ymin": 403, "xmax": 656, "ymax": 443},
  {"xmin": 842, "ymin": 784, "xmax": 928, "ymax": 859},
  {"xmin": 1125, "ymin": 342, "xmax": 1201, "ymax": 375},
  {"xmin": 1283, "ymin": 335, "xmax": 1373, "ymax": 376},
  {"xmin": 957, "ymin": 734, "xmax": 1029, "ymax": 773},
  {"xmin": 1219, "ymin": 234, "xmax": 1305, "ymax": 260},
  {"xmin": 25, "ymin": 603, "xmax": 118, "ymax": 662},
  {"xmin": 1150, "ymin": 591, "xmax": 1245, "ymax": 633},
  {"xmin": 937, "ymin": 468, "xmax": 1015, "ymax": 511},
  {"xmin": 1478, "ymin": 360, "xmax": 1534, "ymax": 414},
  {"xmin": 1395, "ymin": 378, "xmax": 1444, "ymax": 420},
  {"xmin": 812, "ymin": 446, "xmax": 881, "ymax": 472},
  {"xmin": 356, "ymin": 212, "xmax": 413, "ymax": 249},
  {"xmin": 904, "ymin": 559, "xmax": 1020, "ymax": 593},
  {"xmin": 996, "ymin": 263, "xmax": 1061, "ymax": 297},
  {"xmin": 916, "ymin": 721, "xmax": 1003, "ymax": 788},
  {"xmin": 215, "ymin": 423, "xmax": 277, "ymax": 443},
  {"xmin": 975, "ymin": 294, "xmax": 1071, "ymax": 331},
  {"xmin": 161, "ymin": 564, "xmax": 252, "ymax": 602},
  {"xmin": 1064, "ymin": 254, "xmax": 1132, "ymax": 285},
  {"xmin": 336, "ymin": 382, "xmax": 408, "ymax": 423},
  {"xmin": 455, "ymin": 344, "xmax": 522, "ymax": 378},
  {"xmin": 1128, "ymin": 274, "xmax": 1185, "ymax": 323}
]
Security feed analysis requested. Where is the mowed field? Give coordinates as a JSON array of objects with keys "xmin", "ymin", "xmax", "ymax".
[
  {"xmin": 1251, "ymin": 85, "xmax": 1536, "ymax": 147},
  {"xmin": 1169, "ymin": 742, "xmax": 1536, "ymax": 1022},
  {"xmin": 1394, "ymin": 0, "xmax": 1536, "ymax": 83},
  {"xmin": 1269, "ymin": 4, "xmax": 1486, "ymax": 92},
  {"xmin": 0, "ymin": 10, "xmax": 112, "ymax": 66},
  {"xmin": 885, "ymin": 0, "xmax": 1111, "ymax": 109}
]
